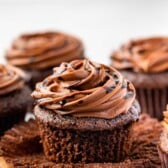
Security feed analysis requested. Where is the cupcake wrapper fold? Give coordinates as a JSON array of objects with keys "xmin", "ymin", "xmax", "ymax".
[{"xmin": 136, "ymin": 88, "xmax": 168, "ymax": 120}]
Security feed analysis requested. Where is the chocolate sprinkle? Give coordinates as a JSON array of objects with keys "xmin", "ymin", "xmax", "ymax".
[
  {"xmin": 112, "ymin": 72, "xmax": 118, "ymax": 79},
  {"xmin": 58, "ymin": 76, "xmax": 64, "ymax": 81},
  {"xmin": 124, "ymin": 91, "xmax": 134, "ymax": 99},
  {"xmin": 115, "ymin": 79, "xmax": 119, "ymax": 85},
  {"xmin": 96, "ymin": 67, "xmax": 101, "ymax": 72},
  {"xmin": 59, "ymin": 100, "xmax": 67, "ymax": 106},
  {"xmin": 29, "ymin": 56, "xmax": 35, "ymax": 63},
  {"xmin": 78, "ymin": 100, "xmax": 83, "ymax": 104},
  {"xmin": 122, "ymin": 81, "xmax": 128, "ymax": 89},
  {"xmin": 104, "ymin": 86, "xmax": 115, "ymax": 94}
]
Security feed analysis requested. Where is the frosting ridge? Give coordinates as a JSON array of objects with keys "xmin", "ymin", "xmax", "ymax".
[
  {"xmin": 6, "ymin": 32, "xmax": 84, "ymax": 70},
  {"xmin": 0, "ymin": 64, "xmax": 26, "ymax": 95},
  {"xmin": 32, "ymin": 59, "xmax": 136, "ymax": 119},
  {"xmin": 111, "ymin": 37, "xmax": 168, "ymax": 73}
]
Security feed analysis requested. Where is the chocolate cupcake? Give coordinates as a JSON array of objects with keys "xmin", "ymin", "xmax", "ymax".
[
  {"xmin": 6, "ymin": 31, "xmax": 84, "ymax": 89},
  {"xmin": 0, "ymin": 64, "xmax": 32, "ymax": 134},
  {"xmin": 158, "ymin": 105, "xmax": 168, "ymax": 168},
  {"xmin": 32, "ymin": 59, "xmax": 140, "ymax": 163},
  {"xmin": 111, "ymin": 37, "xmax": 168, "ymax": 120}
]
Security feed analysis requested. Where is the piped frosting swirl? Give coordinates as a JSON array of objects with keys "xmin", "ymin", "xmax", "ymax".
[
  {"xmin": 32, "ymin": 59, "xmax": 136, "ymax": 119},
  {"xmin": 0, "ymin": 64, "xmax": 26, "ymax": 95},
  {"xmin": 111, "ymin": 37, "xmax": 168, "ymax": 73},
  {"xmin": 6, "ymin": 32, "xmax": 84, "ymax": 70}
]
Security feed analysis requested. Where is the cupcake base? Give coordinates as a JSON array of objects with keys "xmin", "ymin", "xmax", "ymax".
[
  {"xmin": 37, "ymin": 119, "xmax": 132, "ymax": 163},
  {"xmin": 34, "ymin": 101, "xmax": 140, "ymax": 163}
]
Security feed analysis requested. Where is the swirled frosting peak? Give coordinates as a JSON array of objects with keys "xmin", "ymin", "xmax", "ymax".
[
  {"xmin": 111, "ymin": 37, "xmax": 168, "ymax": 73},
  {"xmin": 32, "ymin": 59, "xmax": 136, "ymax": 119},
  {"xmin": 6, "ymin": 31, "xmax": 84, "ymax": 70},
  {"xmin": 0, "ymin": 64, "xmax": 26, "ymax": 95}
]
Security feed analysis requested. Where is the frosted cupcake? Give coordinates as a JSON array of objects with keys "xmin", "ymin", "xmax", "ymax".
[
  {"xmin": 32, "ymin": 59, "xmax": 140, "ymax": 163},
  {"xmin": 6, "ymin": 31, "xmax": 84, "ymax": 88},
  {"xmin": 0, "ymin": 64, "xmax": 32, "ymax": 134},
  {"xmin": 111, "ymin": 37, "xmax": 168, "ymax": 120}
]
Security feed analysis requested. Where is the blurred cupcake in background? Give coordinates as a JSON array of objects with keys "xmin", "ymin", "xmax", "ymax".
[
  {"xmin": 111, "ymin": 37, "xmax": 168, "ymax": 120},
  {"xmin": 6, "ymin": 31, "xmax": 85, "ymax": 89},
  {"xmin": 158, "ymin": 105, "xmax": 168, "ymax": 168},
  {"xmin": 0, "ymin": 64, "xmax": 32, "ymax": 135}
]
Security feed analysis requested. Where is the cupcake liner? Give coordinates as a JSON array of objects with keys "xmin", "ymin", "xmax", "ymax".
[
  {"xmin": 37, "ymin": 118, "xmax": 133, "ymax": 164},
  {"xmin": 136, "ymin": 88, "xmax": 168, "ymax": 120},
  {"xmin": 0, "ymin": 114, "xmax": 162, "ymax": 167}
]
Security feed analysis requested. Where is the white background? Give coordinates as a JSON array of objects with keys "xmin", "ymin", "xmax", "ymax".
[{"xmin": 0, "ymin": 0, "xmax": 168, "ymax": 64}]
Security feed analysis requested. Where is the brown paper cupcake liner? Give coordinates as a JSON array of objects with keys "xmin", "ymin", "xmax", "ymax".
[
  {"xmin": 136, "ymin": 87, "xmax": 168, "ymax": 120},
  {"xmin": 0, "ymin": 114, "xmax": 162, "ymax": 168}
]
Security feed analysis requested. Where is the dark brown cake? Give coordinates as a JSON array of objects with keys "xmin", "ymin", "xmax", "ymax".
[
  {"xmin": 32, "ymin": 59, "xmax": 140, "ymax": 163},
  {"xmin": 6, "ymin": 31, "xmax": 85, "ymax": 89},
  {"xmin": 0, "ymin": 114, "xmax": 161, "ymax": 168},
  {"xmin": 0, "ymin": 64, "xmax": 32, "ymax": 135},
  {"xmin": 111, "ymin": 37, "xmax": 168, "ymax": 120},
  {"xmin": 35, "ymin": 102, "xmax": 139, "ymax": 163}
]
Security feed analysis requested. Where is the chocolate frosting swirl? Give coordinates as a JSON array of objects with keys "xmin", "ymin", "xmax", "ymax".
[
  {"xmin": 0, "ymin": 64, "xmax": 26, "ymax": 95},
  {"xmin": 111, "ymin": 37, "xmax": 168, "ymax": 73},
  {"xmin": 6, "ymin": 32, "xmax": 84, "ymax": 70},
  {"xmin": 32, "ymin": 59, "xmax": 136, "ymax": 119}
]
